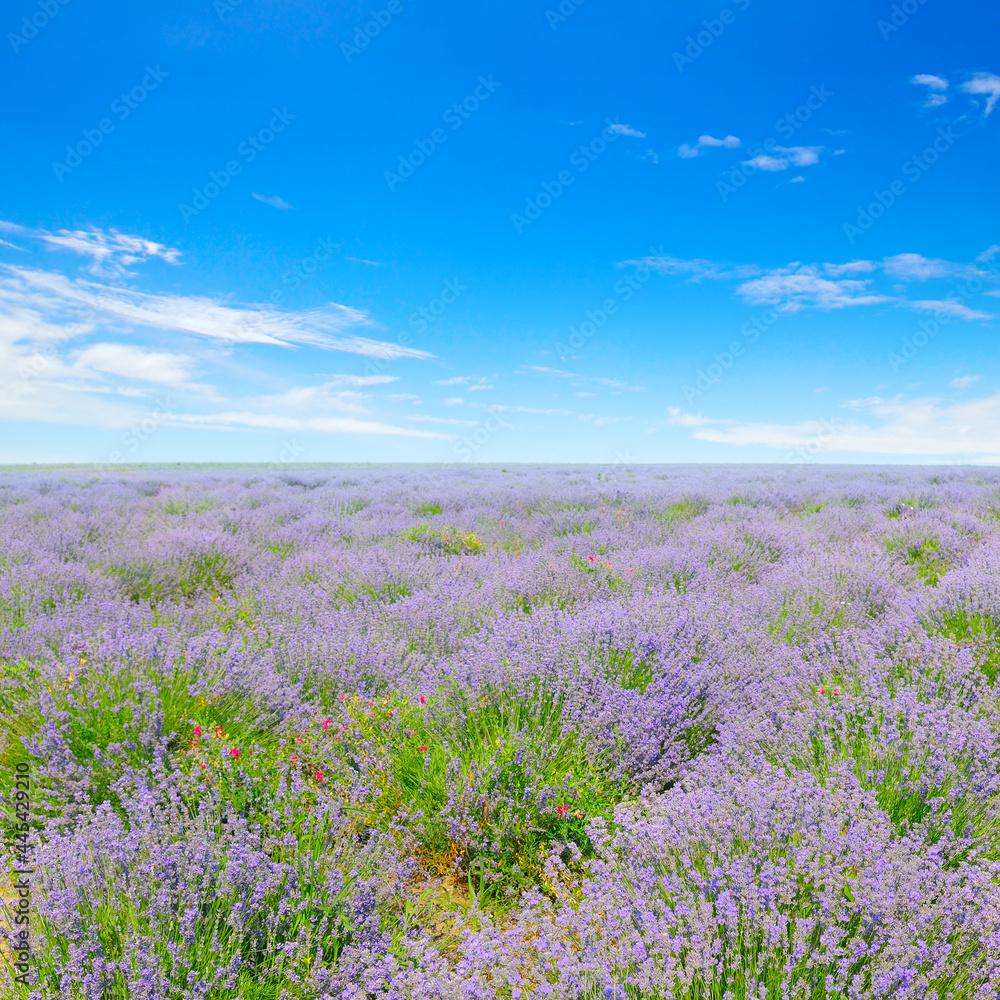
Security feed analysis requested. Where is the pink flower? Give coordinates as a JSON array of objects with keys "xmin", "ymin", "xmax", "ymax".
[
  {"xmin": 419, "ymin": 695, "xmax": 426, "ymax": 705},
  {"xmin": 315, "ymin": 770, "xmax": 324, "ymax": 781},
  {"xmin": 193, "ymin": 725, "xmax": 202, "ymax": 739},
  {"xmin": 340, "ymin": 693, "xmax": 349, "ymax": 701},
  {"xmin": 291, "ymin": 755, "xmax": 298, "ymax": 761},
  {"xmin": 588, "ymin": 555, "xmax": 595, "ymax": 562},
  {"xmin": 322, "ymin": 719, "xmax": 332, "ymax": 730},
  {"xmin": 228, "ymin": 748, "xmax": 240, "ymax": 758},
  {"xmin": 556, "ymin": 805, "xmax": 568, "ymax": 816},
  {"xmin": 418, "ymin": 746, "xmax": 428, "ymax": 752}
]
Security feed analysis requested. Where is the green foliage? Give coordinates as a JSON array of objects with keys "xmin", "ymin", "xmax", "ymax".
[
  {"xmin": 885, "ymin": 535, "xmax": 949, "ymax": 586},
  {"xmin": 657, "ymin": 498, "xmax": 708, "ymax": 527},
  {"xmin": 107, "ymin": 549, "xmax": 235, "ymax": 603},
  {"xmin": 401, "ymin": 524, "xmax": 485, "ymax": 555},
  {"xmin": 287, "ymin": 687, "xmax": 628, "ymax": 906},
  {"xmin": 930, "ymin": 608, "xmax": 1000, "ymax": 682},
  {"xmin": 414, "ymin": 501, "xmax": 444, "ymax": 515}
]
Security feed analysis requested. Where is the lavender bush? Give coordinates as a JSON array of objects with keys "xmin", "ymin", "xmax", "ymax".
[{"xmin": 1, "ymin": 465, "xmax": 999, "ymax": 999}]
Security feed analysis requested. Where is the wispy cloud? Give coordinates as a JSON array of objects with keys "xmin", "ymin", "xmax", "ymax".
[
  {"xmin": 743, "ymin": 146, "xmax": 823, "ymax": 171},
  {"xmin": 405, "ymin": 414, "xmax": 477, "ymax": 426},
  {"xmin": 2, "ymin": 219, "xmax": 181, "ymax": 277},
  {"xmin": 519, "ymin": 365, "xmax": 641, "ymax": 391},
  {"xmin": 316, "ymin": 374, "xmax": 399, "ymax": 386},
  {"xmin": 678, "ymin": 134, "xmax": 740, "ymax": 158},
  {"xmin": 623, "ymin": 251, "xmax": 998, "ymax": 316},
  {"xmin": 1, "ymin": 264, "xmax": 430, "ymax": 357},
  {"xmin": 882, "ymin": 253, "xmax": 977, "ymax": 281},
  {"xmin": 607, "ymin": 122, "xmax": 646, "ymax": 137},
  {"xmin": 169, "ymin": 412, "xmax": 448, "ymax": 438},
  {"xmin": 911, "ymin": 73, "xmax": 949, "ymax": 109},
  {"xmin": 252, "ymin": 193, "xmax": 295, "ymax": 211},
  {"xmin": 666, "ymin": 392, "xmax": 1000, "ymax": 460},
  {"xmin": 0, "ymin": 220, "xmax": 436, "ymax": 444},
  {"xmin": 618, "ymin": 255, "xmax": 760, "ymax": 281},
  {"xmin": 906, "ymin": 299, "xmax": 994, "ymax": 321},
  {"xmin": 960, "ymin": 72, "xmax": 1000, "ymax": 116},
  {"xmin": 737, "ymin": 264, "xmax": 893, "ymax": 311},
  {"xmin": 950, "ymin": 375, "xmax": 981, "ymax": 388}
]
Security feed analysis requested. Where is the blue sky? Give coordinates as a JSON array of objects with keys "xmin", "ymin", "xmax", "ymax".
[{"xmin": 2, "ymin": 0, "xmax": 999, "ymax": 465}]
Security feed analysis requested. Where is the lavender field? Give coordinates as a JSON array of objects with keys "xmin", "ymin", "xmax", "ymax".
[{"xmin": 2, "ymin": 464, "xmax": 1000, "ymax": 1000}]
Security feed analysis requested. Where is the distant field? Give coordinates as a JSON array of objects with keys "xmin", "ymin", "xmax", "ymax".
[{"xmin": 2, "ymin": 465, "xmax": 1000, "ymax": 999}]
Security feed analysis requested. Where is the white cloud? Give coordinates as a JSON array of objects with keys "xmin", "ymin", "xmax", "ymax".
[
  {"xmin": 737, "ymin": 264, "xmax": 893, "ymax": 312},
  {"xmin": 619, "ymin": 255, "xmax": 760, "ymax": 281},
  {"xmin": 250, "ymin": 382, "xmax": 371, "ymax": 413},
  {"xmin": 622, "ymin": 251, "xmax": 999, "ymax": 316},
  {"xmin": 950, "ymin": 375, "xmax": 981, "ymax": 388},
  {"xmin": 578, "ymin": 414, "xmax": 623, "ymax": 426},
  {"xmin": 1, "ymin": 264, "xmax": 430, "ymax": 358},
  {"xmin": 668, "ymin": 393, "xmax": 1000, "ymax": 459},
  {"xmin": 912, "ymin": 74, "xmax": 949, "ymax": 90},
  {"xmin": 252, "ymin": 193, "xmax": 294, "ymax": 211},
  {"xmin": 911, "ymin": 74, "xmax": 950, "ymax": 109},
  {"xmin": 317, "ymin": 374, "xmax": 399, "ymax": 386},
  {"xmin": 73, "ymin": 343, "xmax": 195, "ymax": 386},
  {"xmin": 477, "ymin": 403, "xmax": 575, "ymax": 415},
  {"xmin": 823, "ymin": 260, "xmax": 877, "ymax": 277},
  {"xmin": 443, "ymin": 397, "xmax": 464, "ymax": 406},
  {"xmin": 405, "ymin": 414, "xmax": 477, "ymax": 426},
  {"xmin": 0, "ymin": 219, "xmax": 179, "ymax": 277},
  {"xmin": 960, "ymin": 72, "xmax": 1000, "ymax": 116},
  {"xmin": 907, "ymin": 299, "xmax": 994, "ymax": 321},
  {"xmin": 168, "ymin": 411, "xmax": 448, "ymax": 439},
  {"xmin": 743, "ymin": 146, "xmax": 822, "ymax": 171},
  {"xmin": 791, "ymin": 175, "xmax": 806, "ymax": 183},
  {"xmin": 0, "ymin": 220, "xmax": 440, "ymax": 446},
  {"xmin": 607, "ymin": 123, "xmax": 646, "ymax": 137},
  {"xmin": 666, "ymin": 407, "xmax": 735, "ymax": 428},
  {"xmin": 678, "ymin": 134, "xmax": 740, "ymax": 158},
  {"xmin": 519, "ymin": 365, "xmax": 641, "ymax": 391},
  {"xmin": 434, "ymin": 375, "xmax": 494, "ymax": 389},
  {"xmin": 882, "ymin": 253, "xmax": 974, "ymax": 281}
]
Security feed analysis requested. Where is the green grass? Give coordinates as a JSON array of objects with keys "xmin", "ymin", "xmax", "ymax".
[
  {"xmin": 401, "ymin": 524, "xmax": 485, "ymax": 555},
  {"xmin": 656, "ymin": 498, "xmax": 708, "ymax": 528},
  {"xmin": 885, "ymin": 535, "xmax": 950, "ymax": 586},
  {"xmin": 929, "ymin": 607, "xmax": 1000, "ymax": 683}
]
